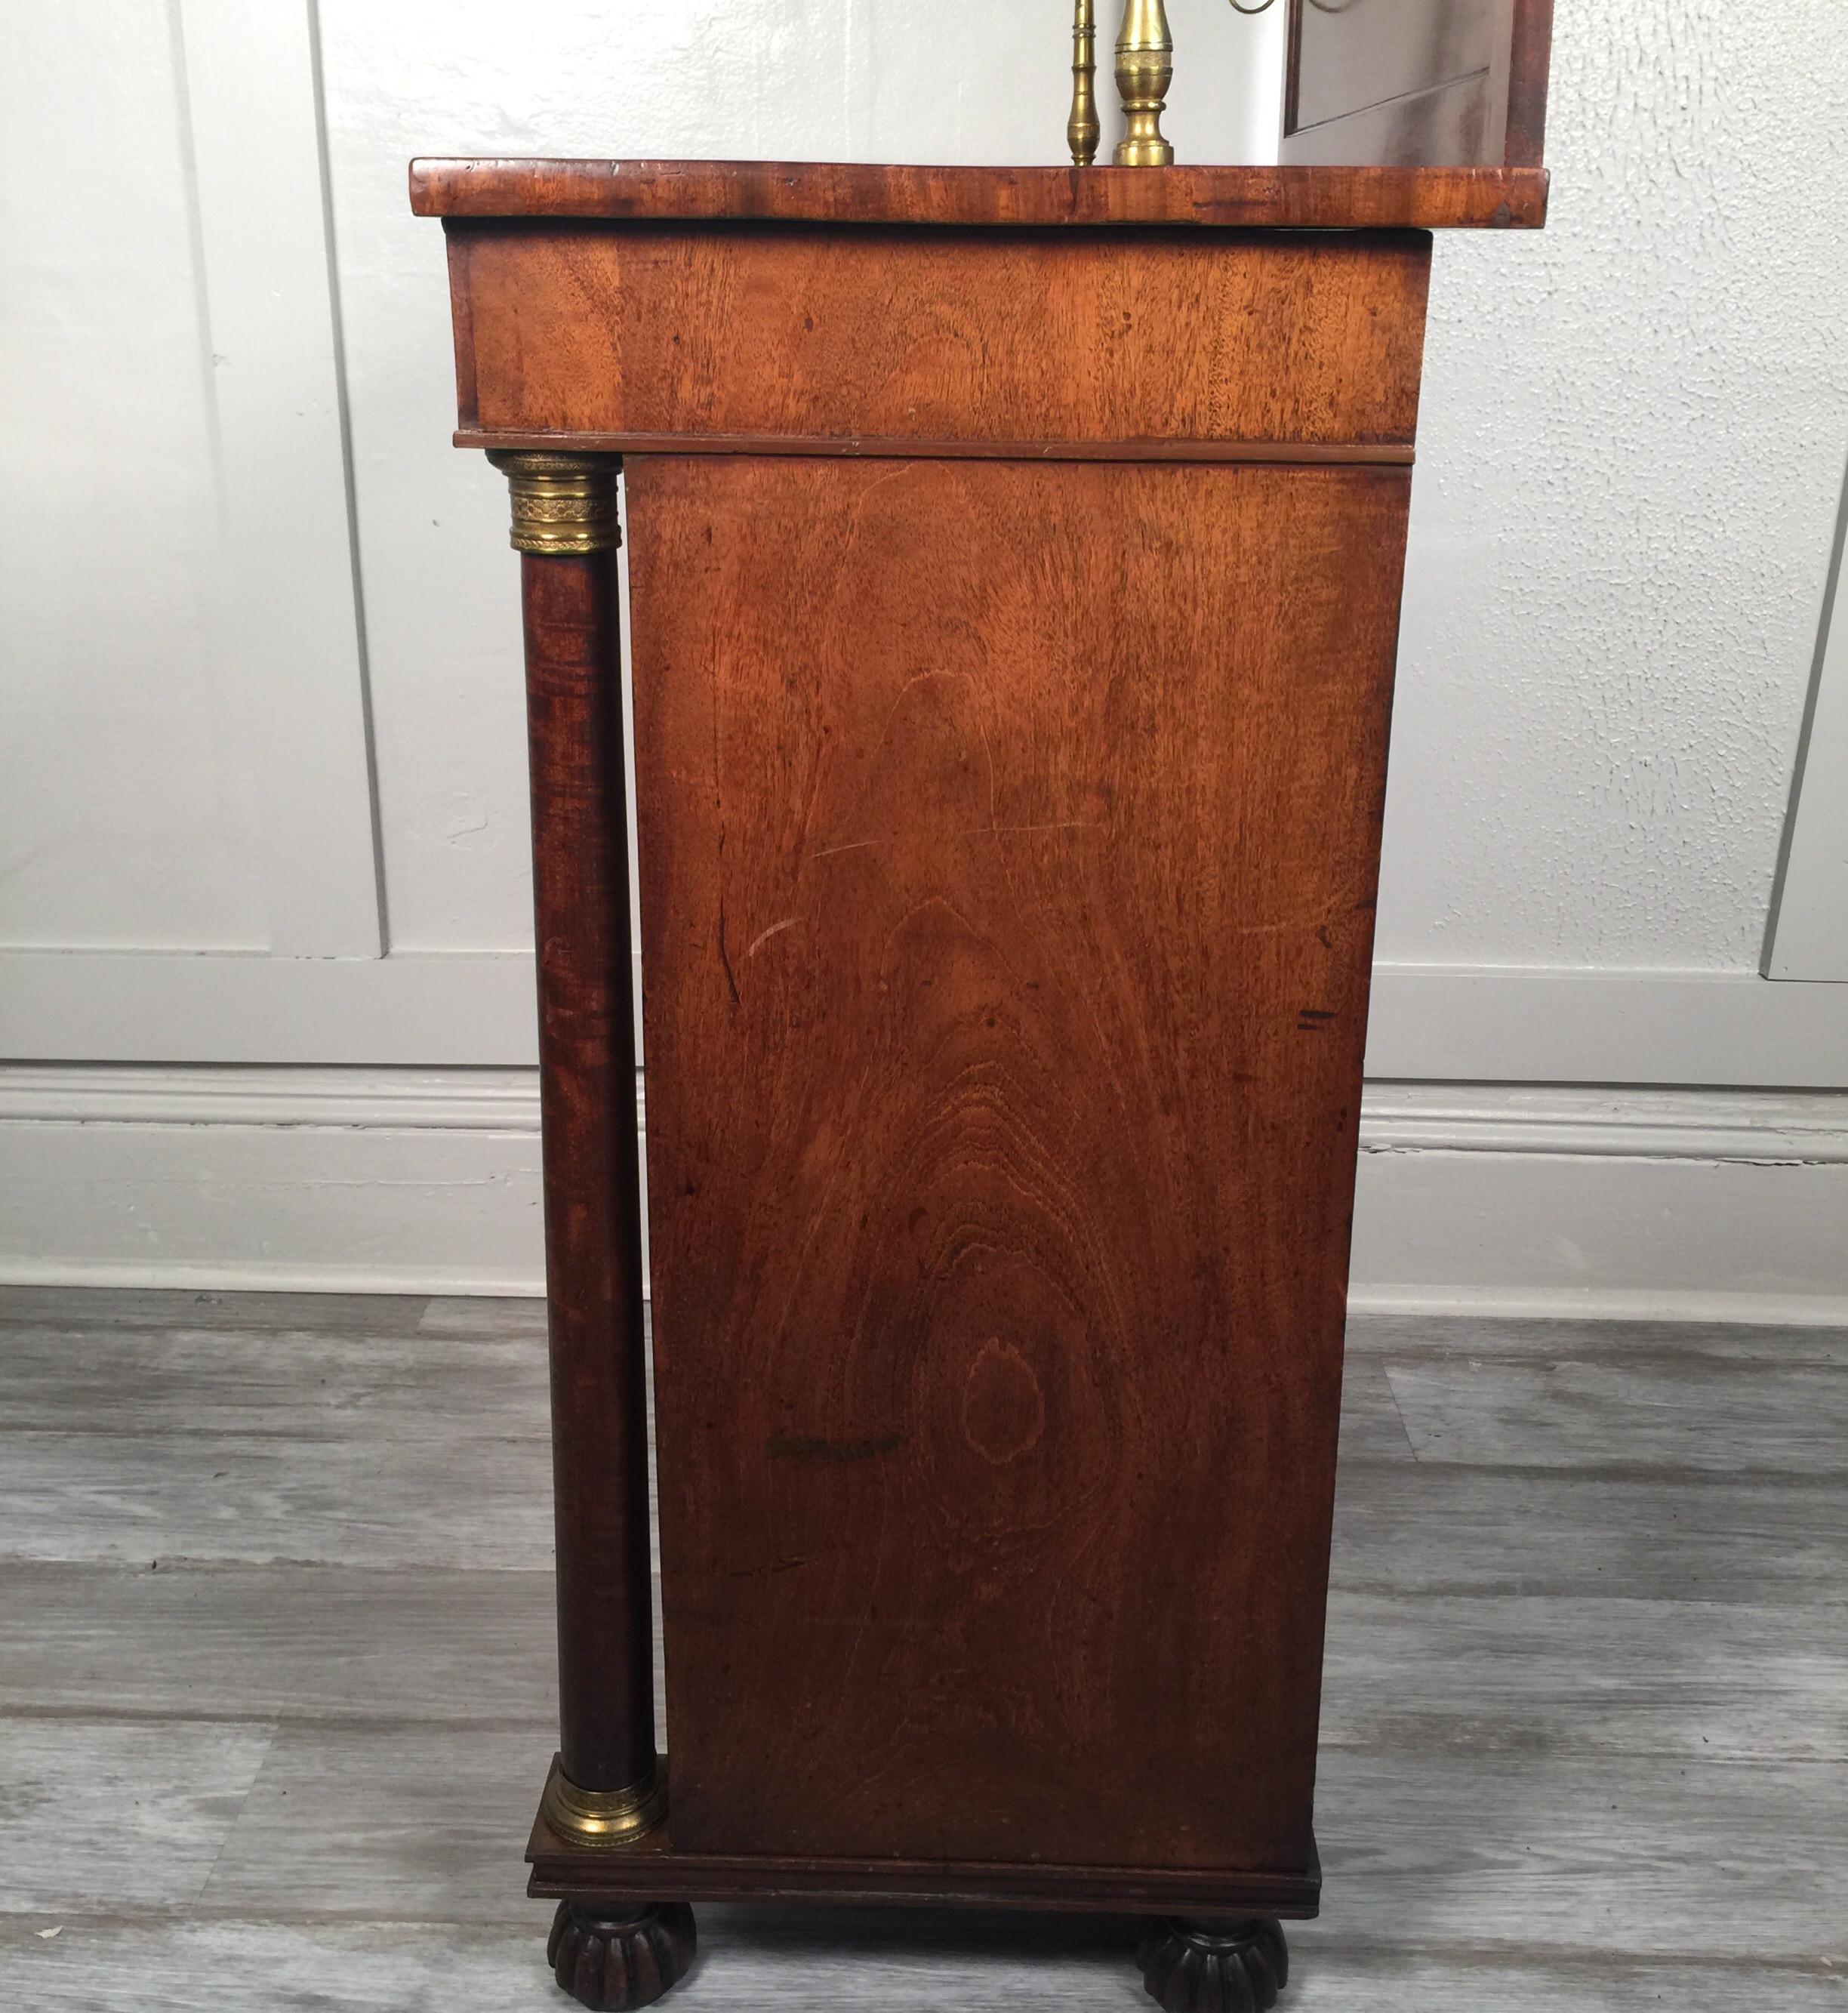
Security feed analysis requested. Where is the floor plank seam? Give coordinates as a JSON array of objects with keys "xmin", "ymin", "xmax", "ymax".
[
  {"xmin": 1333, "ymin": 1455, "xmax": 1848, "ymax": 1487},
  {"xmin": 5, "ymin": 1286, "xmax": 1844, "ymax": 2005},
  {"xmin": 0, "ymin": 1705, "xmax": 557, "ymax": 1734}
]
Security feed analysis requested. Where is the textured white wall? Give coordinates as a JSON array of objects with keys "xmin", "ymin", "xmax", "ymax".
[{"xmin": 1379, "ymin": 0, "xmax": 1848, "ymax": 970}]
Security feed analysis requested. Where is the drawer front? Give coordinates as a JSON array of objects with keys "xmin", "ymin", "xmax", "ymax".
[{"xmin": 448, "ymin": 221, "xmax": 1430, "ymax": 455}]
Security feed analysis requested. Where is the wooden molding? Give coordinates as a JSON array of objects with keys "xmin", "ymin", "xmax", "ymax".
[
  {"xmin": 409, "ymin": 159, "xmax": 1549, "ymax": 232},
  {"xmin": 455, "ymin": 428, "xmax": 1417, "ymax": 467}
]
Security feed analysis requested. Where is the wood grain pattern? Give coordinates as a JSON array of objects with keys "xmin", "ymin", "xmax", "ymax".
[
  {"xmin": 1315, "ymin": 1749, "xmax": 1848, "ymax": 1958},
  {"xmin": 0, "ymin": 1562, "xmax": 558, "ymax": 1724},
  {"xmin": 1330, "ymin": 1465, "xmax": 1848, "ymax": 1603},
  {"xmin": 1347, "ymin": 1310, "xmax": 1848, "ymax": 1367},
  {"xmin": 11, "ymin": 1925, "xmax": 1848, "ymax": 2013},
  {"xmin": 419, "ymin": 1294, "xmax": 550, "ymax": 1339},
  {"xmin": 2, "ymin": 1287, "xmax": 1845, "ymax": 2009},
  {"xmin": 414, "ymin": 149, "xmax": 1556, "ymax": 1966},
  {"xmin": 627, "ymin": 455, "xmax": 1409, "ymax": 1873},
  {"xmin": 193, "ymin": 1722, "xmax": 544, "ymax": 1927},
  {"xmin": 518, "ymin": 547, "xmax": 658, "ymax": 1797},
  {"xmin": 0, "ymin": 1718, "xmax": 274, "ymax": 1911},
  {"xmin": 448, "ymin": 224, "xmax": 1432, "ymax": 453},
  {"xmin": 0, "ymin": 1285, "xmax": 433, "ymax": 1333},
  {"xmin": 1320, "ymin": 1592, "xmax": 1848, "ymax": 1760},
  {"xmin": 0, "ymin": 1320, "xmax": 550, "ymax": 1435},
  {"xmin": 410, "ymin": 159, "xmax": 1549, "ymax": 232},
  {"xmin": 0, "ymin": 1429, "xmax": 551, "ymax": 1569},
  {"xmin": 125, "ymin": 1722, "xmax": 1845, "ymax": 1964},
  {"xmin": 455, "ymin": 430, "xmax": 1418, "ymax": 467},
  {"xmin": 1384, "ymin": 1357, "xmax": 1848, "ymax": 1475}
]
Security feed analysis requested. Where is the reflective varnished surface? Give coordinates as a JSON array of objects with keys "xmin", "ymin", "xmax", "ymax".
[{"xmin": 410, "ymin": 158, "xmax": 1548, "ymax": 231}]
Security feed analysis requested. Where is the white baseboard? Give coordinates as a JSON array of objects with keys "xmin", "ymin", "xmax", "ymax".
[
  {"xmin": 1350, "ymin": 1085, "xmax": 1848, "ymax": 1325},
  {"xmin": 0, "ymin": 1066, "xmax": 547, "ymax": 1298},
  {"xmin": 2, "ymin": 1067, "xmax": 1844, "ymax": 1322}
]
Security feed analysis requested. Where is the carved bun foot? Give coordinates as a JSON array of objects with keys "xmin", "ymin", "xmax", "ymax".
[
  {"xmin": 1138, "ymin": 1916, "xmax": 1289, "ymax": 2013},
  {"xmin": 547, "ymin": 1900, "xmax": 696, "ymax": 2010}
]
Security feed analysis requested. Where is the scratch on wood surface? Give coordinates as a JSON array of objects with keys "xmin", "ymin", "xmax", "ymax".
[
  {"xmin": 812, "ymin": 824, "xmax": 1098, "ymax": 859},
  {"xmin": 972, "ymin": 822, "xmax": 1100, "ymax": 838},
  {"xmin": 744, "ymin": 917, "xmax": 797, "ymax": 959}
]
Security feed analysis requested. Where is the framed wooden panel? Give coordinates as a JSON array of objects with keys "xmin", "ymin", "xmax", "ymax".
[{"xmin": 628, "ymin": 453, "xmax": 1410, "ymax": 1873}]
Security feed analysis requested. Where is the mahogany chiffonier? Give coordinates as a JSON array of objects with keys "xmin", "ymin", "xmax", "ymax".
[{"xmin": 410, "ymin": 17, "xmax": 1551, "ymax": 2007}]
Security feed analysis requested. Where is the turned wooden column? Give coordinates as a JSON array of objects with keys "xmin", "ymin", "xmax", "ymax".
[{"xmin": 490, "ymin": 450, "xmax": 664, "ymax": 1842}]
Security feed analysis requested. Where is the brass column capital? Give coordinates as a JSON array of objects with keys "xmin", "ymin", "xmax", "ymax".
[{"xmin": 487, "ymin": 450, "xmax": 621, "ymax": 556}]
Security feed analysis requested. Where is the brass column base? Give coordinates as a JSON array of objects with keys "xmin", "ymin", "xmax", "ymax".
[{"xmin": 541, "ymin": 1755, "xmax": 670, "ymax": 1848}]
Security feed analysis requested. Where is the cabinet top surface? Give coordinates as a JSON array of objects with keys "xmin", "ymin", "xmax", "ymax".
[{"xmin": 409, "ymin": 159, "xmax": 1548, "ymax": 232}]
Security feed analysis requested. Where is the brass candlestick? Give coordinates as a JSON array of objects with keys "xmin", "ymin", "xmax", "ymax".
[
  {"xmin": 1067, "ymin": 0, "xmax": 1100, "ymax": 166},
  {"xmin": 1083, "ymin": 0, "xmax": 1277, "ymax": 168},
  {"xmin": 1113, "ymin": 0, "xmax": 1174, "ymax": 166}
]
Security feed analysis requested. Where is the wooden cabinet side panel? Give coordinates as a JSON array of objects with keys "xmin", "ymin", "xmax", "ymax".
[
  {"xmin": 629, "ymin": 456, "xmax": 1406, "ymax": 1872},
  {"xmin": 457, "ymin": 225, "xmax": 1431, "ymax": 451}
]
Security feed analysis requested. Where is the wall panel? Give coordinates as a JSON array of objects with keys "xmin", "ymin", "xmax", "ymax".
[
  {"xmin": 0, "ymin": 5, "xmax": 266, "ymax": 950},
  {"xmin": 5, "ymin": 2, "xmax": 1847, "ymax": 1306}
]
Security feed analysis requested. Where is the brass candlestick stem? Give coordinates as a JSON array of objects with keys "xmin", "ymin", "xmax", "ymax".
[
  {"xmin": 1113, "ymin": 0, "xmax": 1175, "ymax": 166},
  {"xmin": 1067, "ymin": 0, "xmax": 1100, "ymax": 165},
  {"xmin": 1086, "ymin": 0, "xmax": 1276, "ymax": 168}
]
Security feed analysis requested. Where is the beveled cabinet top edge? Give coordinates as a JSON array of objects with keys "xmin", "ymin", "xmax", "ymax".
[
  {"xmin": 454, "ymin": 427, "xmax": 1418, "ymax": 467},
  {"xmin": 410, "ymin": 158, "xmax": 1548, "ymax": 232}
]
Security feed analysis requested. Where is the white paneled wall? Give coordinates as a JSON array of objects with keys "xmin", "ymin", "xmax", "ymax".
[
  {"xmin": 0, "ymin": 5, "xmax": 266, "ymax": 951},
  {"xmin": 2, "ymin": 1, "xmax": 1846, "ymax": 1313},
  {"xmin": 316, "ymin": 0, "xmax": 1285, "ymax": 956}
]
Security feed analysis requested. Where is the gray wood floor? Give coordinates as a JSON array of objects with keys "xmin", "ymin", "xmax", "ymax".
[{"xmin": 2, "ymin": 1287, "xmax": 1843, "ymax": 2011}]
